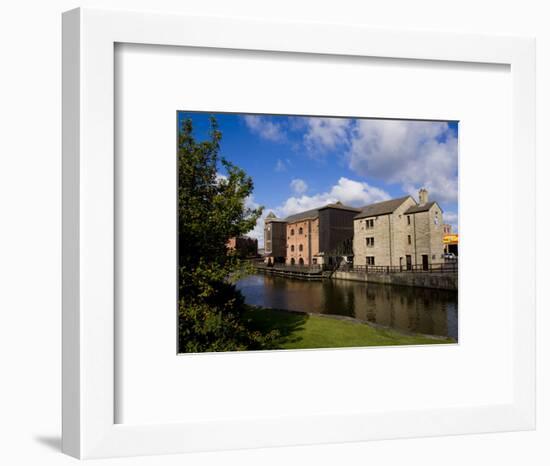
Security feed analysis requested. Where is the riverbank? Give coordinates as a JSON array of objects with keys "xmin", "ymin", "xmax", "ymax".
[
  {"xmin": 244, "ymin": 306, "xmax": 455, "ymax": 350},
  {"xmin": 254, "ymin": 263, "xmax": 458, "ymax": 291}
]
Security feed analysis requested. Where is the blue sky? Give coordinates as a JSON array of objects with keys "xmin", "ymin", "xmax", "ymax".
[{"xmin": 177, "ymin": 112, "xmax": 458, "ymax": 246}]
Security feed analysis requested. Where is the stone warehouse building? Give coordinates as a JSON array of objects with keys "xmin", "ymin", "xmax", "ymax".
[
  {"xmin": 353, "ymin": 189, "xmax": 445, "ymax": 270},
  {"xmin": 285, "ymin": 202, "xmax": 361, "ymax": 266},
  {"xmin": 263, "ymin": 212, "xmax": 287, "ymax": 264}
]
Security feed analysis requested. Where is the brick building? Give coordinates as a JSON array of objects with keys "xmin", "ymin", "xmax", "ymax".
[
  {"xmin": 353, "ymin": 189, "xmax": 445, "ymax": 270},
  {"xmin": 226, "ymin": 236, "xmax": 258, "ymax": 258},
  {"xmin": 284, "ymin": 202, "xmax": 360, "ymax": 266}
]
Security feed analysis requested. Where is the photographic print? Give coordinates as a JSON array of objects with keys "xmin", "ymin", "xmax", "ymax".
[{"xmin": 177, "ymin": 112, "xmax": 458, "ymax": 353}]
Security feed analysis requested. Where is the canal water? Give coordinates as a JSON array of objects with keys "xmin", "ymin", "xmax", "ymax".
[{"xmin": 236, "ymin": 274, "xmax": 458, "ymax": 340}]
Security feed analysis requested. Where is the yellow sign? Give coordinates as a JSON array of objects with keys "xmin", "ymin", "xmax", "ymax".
[{"xmin": 443, "ymin": 234, "xmax": 459, "ymax": 244}]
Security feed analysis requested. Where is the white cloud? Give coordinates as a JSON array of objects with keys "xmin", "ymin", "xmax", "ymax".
[
  {"xmin": 244, "ymin": 195, "xmax": 260, "ymax": 211},
  {"xmin": 244, "ymin": 177, "xmax": 389, "ymax": 247},
  {"xmin": 215, "ymin": 173, "xmax": 228, "ymax": 183},
  {"xmin": 443, "ymin": 211, "xmax": 458, "ymax": 223},
  {"xmin": 443, "ymin": 211, "xmax": 459, "ymax": 232},
  {"xmin": 243, "ymin": 115, "xmax": 285, "ymax": 142},
  {"xmin": 277, "ymin": 177, "xmax": 389, "ymax": 217},
  {"xmin": 274, "ymin": 159, "xmax": 287, "ymax": 172},
  {"xmin": 347, "ymin": 119, "xmax": 458, "ymax": 203},
  {"xmin": 243, "ymin": 195, "xmax": 266, "ymax": 247},
  {"xmin": 246, "ymin": 215, "xmax": 266, "ymax": 248},
  {"xmin": 290, "ymin": 178, "xmax": 308, "ymax": 194},
  {"xmin": 328, "ymin": 177, "xmax": 390, "ymax": 207},
  {"xmin": 303, "ymin": 117, "xmax": 350, "ymax": 153}
]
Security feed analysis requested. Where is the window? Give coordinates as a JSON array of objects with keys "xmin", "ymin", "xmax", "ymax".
[
  {"xmin": 365, "ymin": 219, "xmax": 374, "ymax": 229},
  {"xmin": 290, "ymin": 245, "xmax": 295, "ymax": 252},
  {"xmin": 407, "ymin": 235, "xmax": 411, "ymax": 245},
  {"xmin": 298, "ymin": 227, "xmax": 303, "ymax": 234},
  {"xmin": 290, "ymin": 229, "xmax": 295, "ymax": 235},
  {"xmin": 299, "ymin": 244, "xmax": 303, "ymax": 252},
  {"xmin": 407, "ymin": 215, "xmax": 411, "ymax": 225},
  {"xmin": 366, "ymin": 256, "xmax": 375, "ymax": 265},
  {"xmin": 366, "ymin": 237, "xmax": 375, "ymax": 247}
]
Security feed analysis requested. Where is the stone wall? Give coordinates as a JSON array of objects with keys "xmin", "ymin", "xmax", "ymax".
[
  {"xmin": 353, "ymin": 197, "xmax": 446, "ymax": 268},
  {"xmin": 353, "ymin": 197, "xmax": 417, "ymax": 267},
  {"xmin": 332, "ymin": 270, "xmax": 458, "ymax": 291},
  {"xmin": 389, "ymin": 197, "xmax": 417, "ymax": 267},
  {"xmin": 353, "ymin": 214, "xmax": 391, "ymax": 267}
]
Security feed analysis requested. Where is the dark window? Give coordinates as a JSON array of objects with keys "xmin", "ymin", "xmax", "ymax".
[
  {"xmin": 290, "ymin": 245, "xmax": 295, "ymax": 252},
  {"xmin": 299, "ymin": 244, "xmax": 303, "ymax": 252},
  {"xmin": 290, "ymin": 229, "xmax": 294, "ymax": 236},
  {"xmin": 407, "ymin": 235, "xmax": 411, "ymax": 245},
  {"xmin": 366, "ymin": 237, "xmax": 375, "ymax": 247},
  {"xmin": 366, "ymin": 256, "xmax": 375, "ymax": 265},
  {"xmin": 407, "ymin": 215, "xmax": 411, "ymax": 225},
  {"xmin": 365, "ymin": 219, "xmax": 374, "ymax": 229},
  {"xmin": 298, "ymin": 227, "xmax": 303, "ymax": 234}
]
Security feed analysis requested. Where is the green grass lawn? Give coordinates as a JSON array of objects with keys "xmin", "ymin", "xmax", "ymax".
[{"xmin": 244, "ymin": 306, "xmax": 455, "ymax": 350}]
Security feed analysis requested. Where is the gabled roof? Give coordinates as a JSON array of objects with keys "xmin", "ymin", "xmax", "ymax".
[
  {"xmin": 284, "ymin": 207, "xmax": 320, "ymax": 223},
  {"xmin": 264, "ymin": 211, "xmax": 287, "ymax": 223},
  {"xmin": 404, "ymin": 201, "xmax": 438, "ymax": 214},
  {"xmin": 318, "ymin": 203, "xmax": 362, "ymax": 213},
  {"xmin": 284, "ymin": 203, "xmax": 361, "ymax": 223},
  {"xmin": 354, "ymin": 196, "xmax": 411, "ymax": 219}
]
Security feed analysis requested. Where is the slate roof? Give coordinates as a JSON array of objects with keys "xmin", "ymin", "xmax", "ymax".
[
  {"xmin": 354, "ymin": 196, "xmax": 411, "ymax": 219},
  {"xmin": 319, "ymin": 203, "xmax": 362, "ymax": 213},
  {"xmin": 404, "ymin": 201, "xmax": 437, "ymax": 214},
  {"xmin": 284, "ymin": 203, "xmax": 361, "ymax": 223},
  {"xmin": 283, "ymin": 207, "xmax": 321, "ymax": 223},
  {"xmin": 264, "ymin": 212, "xmax": 287, "ymax": 223}
]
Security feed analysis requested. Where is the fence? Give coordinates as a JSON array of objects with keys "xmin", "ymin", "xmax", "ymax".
[
  {"xmin": 341, "ymin": 261, "xmax": 458, "ymax": 274},
  {"xmin": 255, "ymin": 263, "xmax": 323, "ymax": 273},
  {"xmin": 256, "ymin": 261, "xmax": 457, "ymax": 274}
]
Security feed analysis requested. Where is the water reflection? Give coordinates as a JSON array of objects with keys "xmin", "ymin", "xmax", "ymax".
[{"xmin": 236, "ymin": 274, "xmax": 458, "ymax": 340}]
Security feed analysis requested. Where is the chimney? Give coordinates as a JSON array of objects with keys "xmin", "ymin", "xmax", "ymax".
[{"xmin": 418, "ymin": 188, "xmax": 429, "ymax": 205}]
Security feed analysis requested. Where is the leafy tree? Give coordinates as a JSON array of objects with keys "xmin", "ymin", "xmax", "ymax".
[{"xmin": 177, "ymin": 116, "xmax": 275, "ymax": 352}]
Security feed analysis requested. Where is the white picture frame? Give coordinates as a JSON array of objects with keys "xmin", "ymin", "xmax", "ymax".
[{"xmin": 62, "ymin": 7, "xmax": 535, "ymax": 459}]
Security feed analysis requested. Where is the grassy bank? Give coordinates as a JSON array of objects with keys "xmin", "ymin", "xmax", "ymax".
[{"xmin": 244, "ymin": 306, "xmax": 455, "ymax": 350}]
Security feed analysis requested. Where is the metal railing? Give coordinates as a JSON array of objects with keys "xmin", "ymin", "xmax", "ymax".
[
  {"xmin": 340, "ymin": 261, "xmax": 458, "ymax": 274},
  {"xmin": 256, "ymin": 263, "xmax": 323, "ymax": 273}
]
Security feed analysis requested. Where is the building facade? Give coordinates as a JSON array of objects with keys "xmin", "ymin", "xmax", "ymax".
[
  {"xmin": 442, "ymin": 223, "xmax": 459, "ymax": 256},
  {"xmin": 226, "ymin": 236, "xmax": 258, "ymax": 258},
  {"xmin": 263, "ymin": 212, "xmax": 287, "ymax": 264},
  {"xmin": 285, "ymin": 203, "xmax": 360, "ymax": 266},
  {"xmin": 285, "ymin": 210, "xmax": 319, "ymax": 266},
  {"xmin": 353, "ymin": 189, "xmax": 445, "ymax": 269}
]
